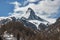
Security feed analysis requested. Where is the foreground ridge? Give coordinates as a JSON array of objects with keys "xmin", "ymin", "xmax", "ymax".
[{"xmin": 0, "ymin": 17, "xmax": 60, "ymax": 40}]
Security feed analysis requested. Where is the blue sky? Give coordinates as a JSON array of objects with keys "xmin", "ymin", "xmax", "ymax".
[
  {"xmin": 0, "ymin": 0, "xmax": 14, "ymax": 16},
  {"xmin": 0, "ymin": 0, "xmax": 27, "ymax": 16}
]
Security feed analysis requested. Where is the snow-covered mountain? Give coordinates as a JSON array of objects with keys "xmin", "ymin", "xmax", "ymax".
[
  {"xmin": 22, "ymin": 8, "xmax": 48, "ymax": 22},
  {"xmin": 21, "ymin": 8, "xmax": 49, "ymax": 28},
  {"xmin": 0, "ymin": 8, "xmax": 49, "ymax": 30}
]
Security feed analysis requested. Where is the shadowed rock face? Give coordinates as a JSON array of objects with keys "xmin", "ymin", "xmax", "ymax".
[
  {"xmin": 20, "ymin": 18, "xmax": 37, "ymax": 30},
  {"xmin": 0, "ymin": 21, "xmax": 36, "ymax": 40},
  {"xmin": 38, "ymin": 23, "xmax": 48, "ymax": 30}
]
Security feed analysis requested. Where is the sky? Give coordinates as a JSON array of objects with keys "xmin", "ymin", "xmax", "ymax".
[
  {"xmin": 0, "ymin": 0, "xmax": 60, "ymax": 23},
  {"xmin": 0, "ymin": 0, "xmax": 25, "ymax": 16}
]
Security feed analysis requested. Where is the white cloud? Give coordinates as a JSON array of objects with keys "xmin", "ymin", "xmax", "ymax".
[
  {"xmin": 27, "ymin": 0, "xmax": 39, "ymax": 2},
  {"xmin": 9, "ymin": 1, "xmax": 21, "ymax": 9},
  {"xmin": 9, "ymin": 0, "xmax": 60, "ymax": 23}
]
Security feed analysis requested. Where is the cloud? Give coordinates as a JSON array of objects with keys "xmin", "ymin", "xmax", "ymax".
[
  {"xmin": 9, "ymin": 1, "xmax": 22, "ymax": 9},
  {"xmin": 9, "ymin": 0, "xmax": 60, "ymax": 23},
  {"xmin": 27, "ymin": 0, "xmax": 40, "ymax": 2}
]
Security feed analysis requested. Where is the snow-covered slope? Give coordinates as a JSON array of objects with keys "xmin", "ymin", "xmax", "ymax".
[{"xmin": 28, "ymin": 20, "xmax": 48, "ymax": 28}]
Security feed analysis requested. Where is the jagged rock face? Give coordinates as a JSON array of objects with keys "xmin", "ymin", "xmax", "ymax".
[
  {"xmin": 54, "ymin": 17, "xmax": 60, "ymax": 26},
  {"xmin": 0, "ymin": 18, "xmax": 12, "ymax": 25},
  {"xmin": 20, "ymin": 18, "xmax": 37, "ymax": 30},
  {"xmin": 10, "ymin": 17, "xmax": 16, "ymax": 22},
  {"xmin": 27, "ymin": 8, "xmax": 36, "ymax": 20},
  {"xmin": 50, "ymin": 17, "xmax": 60, "ymax": 26},
  {"xmin": 56, "ymin": 17, "xmax": 60, "ymax": 23},
  {"xmin": 38, "ymin": 23, "xmax": 48, "ymax": 30}
]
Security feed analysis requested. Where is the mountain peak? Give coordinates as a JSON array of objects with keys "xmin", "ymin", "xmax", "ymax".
[
  {"xmin": 26, "ymin": 7, "xmax": 35, "ymax": 14},
  {"xmin": 28, "ymin": 8, "xmax": 32, "ymax": 10},
  {"xmin": 26, "ymin": 8, "xmax": 48, "ymax": 22}
]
